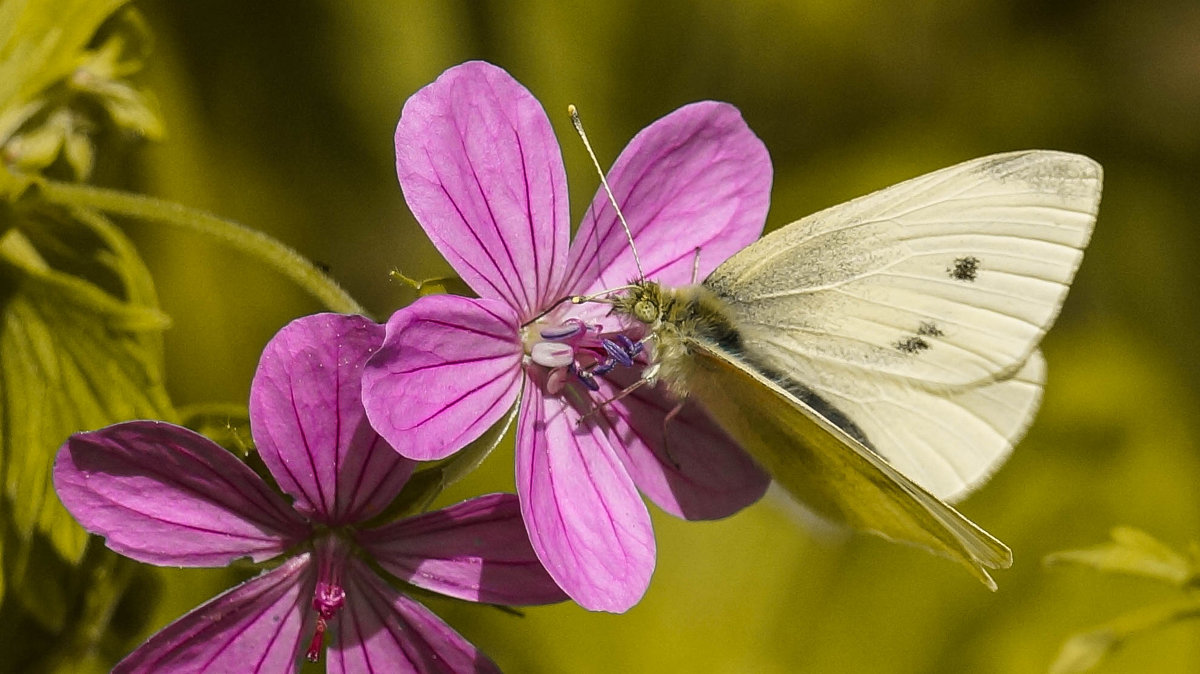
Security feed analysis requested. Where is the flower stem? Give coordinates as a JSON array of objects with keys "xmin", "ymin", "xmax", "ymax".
[{"xmin": 31, "ymin": 178, "xmax": 369, "ymax": 316}]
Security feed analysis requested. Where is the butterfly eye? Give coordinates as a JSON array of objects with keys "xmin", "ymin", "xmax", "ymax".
[{"xmin": 633, "ymin": 299, "xmax": 659, "ymax": 324}]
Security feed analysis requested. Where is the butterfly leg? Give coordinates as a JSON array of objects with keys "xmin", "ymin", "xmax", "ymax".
[
  {"xmin": 576, "ymin": 377, "xmax": 651, "ymax": 427},
  {"xmin": 659, "ymin": 400, "xmax": 686, "ymax": 470}
]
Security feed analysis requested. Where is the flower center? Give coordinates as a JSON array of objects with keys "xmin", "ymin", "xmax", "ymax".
[
  {"xmin": 523, "ymin": 316, "xmax": 645, "ymax": 395},
  {"xmin": 305, "ymin": 536, "xmax": 349, "ymax": 663}
]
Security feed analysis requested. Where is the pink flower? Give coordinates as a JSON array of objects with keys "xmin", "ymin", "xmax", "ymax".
[
  {"xmin": 361, "ymin": 61, "xmax": 772, "ymax": 612},
  {"xmin": 54, "ymin": 313, "xmax": 565, "ymax": 673}
]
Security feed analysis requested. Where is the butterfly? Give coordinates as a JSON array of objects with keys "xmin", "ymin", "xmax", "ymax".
[{"xmin": 609, "ymin": 150, "xmax": 1102, "ymax": 588}]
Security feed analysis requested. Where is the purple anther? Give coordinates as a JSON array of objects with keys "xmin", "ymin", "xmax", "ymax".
[
  {"xmin": 539, "ymin": 319, "xmax": 585, "ymax": 341},
  {"xmin": 602, "ymin": 338, "xmax": 635, "ymax": 368},
  {"xmin": 576, "ymin": 369, "xmax": 600, "ymax": 390},
  {"xmin": 592, "ymin": 359, "xmax": 616, "ymax": 377},
  {"xmin": 618, "ymin": 334, "xmax": 643, "ymax": 357},
  {"xmin": 572, "ymin": 365, "xmax": 600, "ymax": 391}
]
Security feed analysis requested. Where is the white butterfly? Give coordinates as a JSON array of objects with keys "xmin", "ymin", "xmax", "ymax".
[{"xmin": 613, "ymin": 151, "xmax": 1101, "ymax": 587}]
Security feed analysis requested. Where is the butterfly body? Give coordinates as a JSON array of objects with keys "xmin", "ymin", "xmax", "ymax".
[
  {"xmin": 608, "ymin": 150, "xmax": 1103, "ymax": 587},
  {"xmin": 614, "ymin": 281, "xmax": 738, "ymax": 393}
]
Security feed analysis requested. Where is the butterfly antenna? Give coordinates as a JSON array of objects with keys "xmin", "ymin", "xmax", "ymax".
[{"xmin": 568, "ymin": 104, "xmax": 645, "ymax": 281}]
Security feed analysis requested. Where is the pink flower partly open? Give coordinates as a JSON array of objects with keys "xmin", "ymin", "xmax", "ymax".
[
  {"xmin": 361, "ymin": 61, "xmax": 773, "ymax": 613},
  {"xmin": 54, "ymin": 313, "xmax": 565, "ymax": 673}
]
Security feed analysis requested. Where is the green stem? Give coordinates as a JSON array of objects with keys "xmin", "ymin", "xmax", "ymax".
[{"xmin": 31, "ymin": 178, "xmax": 369, "ymax": 316}]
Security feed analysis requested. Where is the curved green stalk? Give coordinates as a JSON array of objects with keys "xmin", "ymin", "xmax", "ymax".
[{"xmin": 32, "ymin": 178, "xmax": 368, "ymax": 316}]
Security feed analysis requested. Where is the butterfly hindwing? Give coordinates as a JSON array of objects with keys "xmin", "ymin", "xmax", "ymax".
[
  {"xmin": 797, "ymin": 351, "xmax": 1047, "ymax": 501},
  {"xmin": 678, "ymin": 338, "xmax": 1013, "ymax": 588}
]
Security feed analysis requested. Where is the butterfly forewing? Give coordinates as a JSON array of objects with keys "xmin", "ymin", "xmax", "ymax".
[{"xmin": 704, "ymin": 151, "xmax": 1101, "ymax": 389}]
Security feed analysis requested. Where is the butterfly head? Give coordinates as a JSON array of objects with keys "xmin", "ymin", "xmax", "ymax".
[{"xmin": 615, "ymin": 281, "xmax": 666, "ymax": 327}]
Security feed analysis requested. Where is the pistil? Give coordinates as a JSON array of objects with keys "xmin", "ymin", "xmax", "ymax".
[{"xmin": 305, "ymin": 536, "xmax": 349, "ymax": 663}]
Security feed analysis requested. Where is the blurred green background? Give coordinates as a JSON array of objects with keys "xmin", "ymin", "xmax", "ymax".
[{"xmin": 26, "ymin": 0, "xmax": 1200, "ymax": 671}]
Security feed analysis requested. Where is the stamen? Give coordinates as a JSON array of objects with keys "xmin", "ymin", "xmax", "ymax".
[
  {"xmin": 527, "ymin": 312, "xmax": 651, "ymax": 396},
  {"xmin": 602, "ymin": 338, "xmax": 635, "ymax": 368},
  {"xmin": 617, "ymin": 334, "xmax": 643, "ymax": 357},
  {"xmin": 531, "ymin": 341, "xmax": 575, "ymax": 368},
  {"xmin": 539, "ymin": 319, "xmax": 585, "ymax": 341},
  {"xmin": 573, "ymin": 363, "xmax": 600, "ymax": 391}
]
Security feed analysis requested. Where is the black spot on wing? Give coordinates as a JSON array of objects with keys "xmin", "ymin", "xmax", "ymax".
[
  {"xmin": 895, "ymin": 336, "xmax": 930, "ymax": 354},
  {"xmin": 949, "ymin": 256, "xmax": 979, "ymax": 282},
  {"xmin": 917, "ymin": 321, "xmax": 944, "ymax": 337}
]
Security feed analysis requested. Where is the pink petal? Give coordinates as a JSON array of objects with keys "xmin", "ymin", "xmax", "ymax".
[
  {"xmin": 53, "ymin": 421, "xmax": 309, "ymax": 567},
  {"xmin": 250, "ymin": 313, "xmax": 413, "ymax": 525},
  {"xmin": 516, "ymin": 384, "xmax": 656, "ymax": 613},
  {"xmin": 113, "ymin": 553, "xmax": 314, "ymax": 673},
  {"xmin": 395, "ymin": 60, "xmax": 569, "ymax": 318},
  {"xmin": 600, "ymin": 372, "xmax": 770, "ymax": 520},
  {"xmin": 356, "ymin": 493, "xmax": 567, "ymax": 606},
  {"xmin": 327, "ymin": 557, "xmax": 501, "ymax": 674},
  {"xmin": 563, "ymin": 101, "xmax": 772, "ymax": 304},
  {"xmin": 362, "ymin": 295, "xmax": 524, "ymax": 462}
]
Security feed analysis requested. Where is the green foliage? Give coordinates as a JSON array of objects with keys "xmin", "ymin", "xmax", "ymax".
[
  {"xmin": 0, "ymin": 0, "xmax": 161, "ymax": 179},
  {"xmin": 1050, "ymin": 598, "xmax": 1200, "ymax": 674},
  {"xmin": 1046, "ymin": 529, "xmax": 1200, "ymax": 673},
  {"xmin": 1, "ymin": 201, "xmax": 174, "ymax": 558},
  {"xmin": 1046, "ymin": 527, "xmax": 1199, "ymax": 587},
  {"xmin": 0, "ymin": 1, "xmax": 171, "ymax": 634},
  {"xmin": 0, "ymin": 193, "xmax": 173, "ymax": 661},
  {"xmin": 0, "ymin": 0, "xmax": 173, "ymax": 666}
]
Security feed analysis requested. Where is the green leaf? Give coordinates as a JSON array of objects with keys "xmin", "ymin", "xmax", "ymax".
[
  {"xmin": 0, "ymin": 0, "xmax": 129, "ymax": 121},
  {"xmin": 0, "ymin": 206, "xmax": 173, "ymax": 567},
  {"xmin": 1050, "ymin": 596, "xmax": 1200, "ymax": 674},
  {"xmin": 1045, "ymin": 527, "xmax": 1196, "ymax": 587},
  {"xmin": 0, "ymin": 1, "xmax": 161, "ymax": 178},
  {"xmin": 33, "ymin": 177, "xmax": 368, "ymax": 315},
  {"xmin": 69, "ymin": 8, "xmax": 163, "ymax": 142}
]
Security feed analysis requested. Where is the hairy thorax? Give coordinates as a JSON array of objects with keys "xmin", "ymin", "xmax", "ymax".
[{"xmin": 611, "ymin": 280, "xmax": 743, "ymax": 398}]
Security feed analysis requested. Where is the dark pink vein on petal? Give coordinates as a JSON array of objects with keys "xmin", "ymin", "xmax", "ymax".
[
  {"xmin": 512, "ymin": 106, "xmax": 538, "ymax": 313},
  {"xmin": 448, "ymin": 112, "xmax": 526, "ymax": 310},
  {"xmin": 529, "ymin": 397, "xmax": 630, "ymax": 594},
  {"xmin": 392, "ymin": 352, "xmax": 517, "ymax": 376},
  {"xmin": 481, "ymin": 74, "xmax": 536, "ymax": 315},
  {"xmin": 402, "ymin": 365, "xmax": 520, "ymax": 430},
  {"xmin": 284, "ymin": 378, "xmax": 331, "ymax": 519},
  {"xmin": 200, "ymin": 567, "xmax": 309, "ymax": 672},
  {"xmin": 74, "ymin": 435, "xmax": 305, "ymax": 546},
  {"xmin": 422, "ymin": 149, "xmax": 506, "ymax": 300}
]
